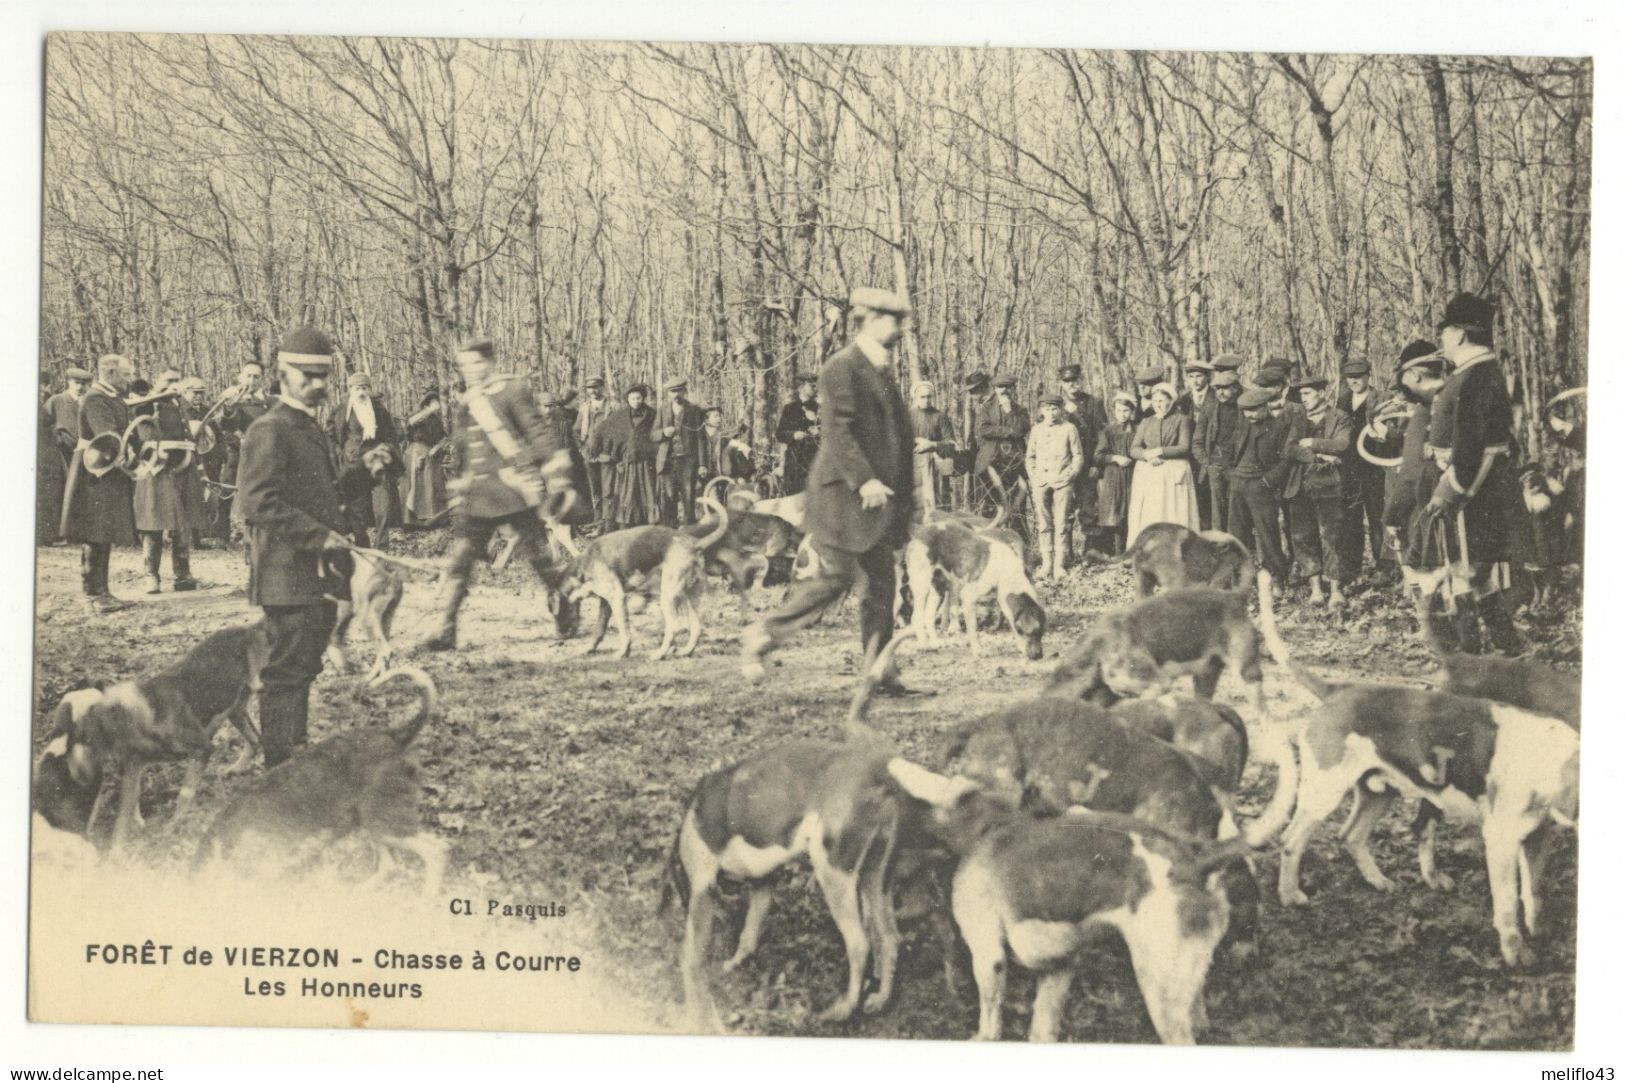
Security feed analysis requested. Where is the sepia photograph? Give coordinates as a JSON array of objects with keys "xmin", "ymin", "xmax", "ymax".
[{"xmin": 19, "ymin": 6, "xmax": 1602, "ymax": 1065}]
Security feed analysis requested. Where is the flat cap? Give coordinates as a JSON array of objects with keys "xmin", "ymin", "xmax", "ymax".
[
  {"xmin": 1253, "ymin": 371, "xmax": 1288, "ymax": 390},
  {"xmin": 1038, "ymin": 393, "xmax": 1064, "ymax": 407},
  {"xmin": 1058, "ymin": 364, "xmax": 1083, "ymax": 382},
  {"xmin": 65, "ymin": 367, "xmax": 92, "ymax": 381},
  {"xmin": 963, "ymin": 370, "xmax": 990, "ymax": 390},
  {"xmin": 1211, "ymin": 370, "xmax": 1240, "ymax": 388},
  {"xmin": 1134, "ymin": 364, "xmax": 1164, "ymax": 385},
  {"xmin": 1341, "ymin": 360, "xmax": 1372, "ymax": 377},
  {"xmin": 849, "ymin": 287, "xmax": 912, "ymax": 316},
  {"xmin": 456, "ymin": 337, "xmax": 495, "ymax": 357},
  {"xmin": 1238, "ymin": 388, "xmax": 1274, "ymax": 409},
  {"xmin": 1439, "ymin": 292, "xmax": 1495, "ymax": 331},
  {"xmin": 1212, "ymin": 353, "xmax": 1244, "ymax": 372},
  {"xmin": 1292, "ymin": 377, "xmax": 1329, "ymax": 392},
  {"xmin": 796, "ymin": 373, "xmax": 819, "ymax": 386},
  {"xmin": 1186, "ymin": 360, "xmax": 1215, "ymax": 373},
  {"xmin": 584, "ymin": 376, "xmax": 605, "ymax": 388},
  {"xmin": 993, "ymin": 375, "xmax": 1017, "ymax": 389},
  {"xmin": 278, "ymin": 325, "xmax": 335, "ymax": 369},
  {"xmin": 349, "ymin": 372, "xmax": 373, "ymax": 387},
  {"xmin": 664, "ymin": 376, "xmax": 689, "ymax": 392}
]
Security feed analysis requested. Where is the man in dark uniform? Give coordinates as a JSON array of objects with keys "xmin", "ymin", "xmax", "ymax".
[
  {"xmin": 1058, "ymin": 363, "xmax": 1105, "ymax": 561},
  {"xmin": 218, "ymin": 360, "xmax": 271, "ymax": 544},
  {"xmin": 1336, "ymin": 358, "xmax": 1389, "ymax": 583},
  {"xmin": 960, "ymin": 369, "xmax": 991, "ymax": 509},
  {"xmin": 1423, "ymin": 292, "xmax": 1530, "ymax": 654},
  {"xmin": 134, "ymin": 368, "xmax": 206, "ymax": 593},
  {"xmin": 973, "ymin": 374, "xmax": 1029, "ymax": 514},
  {"xmin": 742, "ymin": 288, "xmax": 915, "ymax": 684},
  {"xmin": 420, "ymin": 337, "xmax": 580, "ymax": 651},
  {"xmin": 236, "ymin": 327, "xmax": 351, "ymax": 767},
  {"xmin": 1193, "ymin": 368, "xmax": 1243, "ymax": 532},
  {"xmin": 774, "ymin": 375, "xmax": 820, "ymax": 495},
  {"xmin": 655, "ymin": 377, "xmax": 706, "ymax": 526},
  {"xmin": 699, "ymin": 406, "xmax": 754, "ymax": 484},
  {"xmin": 61, "ymin": 354, "xmax": 138, "ymax": 612}
]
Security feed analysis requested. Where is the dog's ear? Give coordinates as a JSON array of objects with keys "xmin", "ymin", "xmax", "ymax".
[{"xmin": 887, "ymin": 758, "xmax": 978, "ymax": 807}]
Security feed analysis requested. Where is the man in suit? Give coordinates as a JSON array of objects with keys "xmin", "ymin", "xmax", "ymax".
[
  {"xmin": 235, "ymin": 326, "xmax": 352, "ymax": 767},
  {"xmin": 1226, "ymin": 386, "xmax": 1294, "ymax": 590},
  {"xmin": 576, "ymin": 376, "xmax": 610, "ymax": 526},
  {"xmin": 60, "ymin": 354, "xmax": 138, "ymax": 612},
  {"xmin": 1336, "ymin": 358, "xmax": 1390, "ymax": 583},
  {"xmin": 973, "ymin": 374, "xmax": 1029, "ymax": 514},
  {"xmin": 420, "ymin": 338, "xmax": 580, "ymax": 651},
  {"xmin": 1179, "ymin": 360, "xmax": 1215, "ymax": 526},
  {"xmin": 742, "ymin": 287, "xmax": 915, "ymax": 684},
  {"xmin": 1193, "ymin": 369, "xmax": 1243, "ymax": 532},
  {"xmin": 774, "ymin": 374, "xmax": 820, "ymax": 495},
  {"xmin": 330, "ymin": 371, "xmax": 403, "ymax": 547},
  {"xmin": 655, "ymin": 376, "xmax": 706, "ymax": 525},
  {"xmin": 1057, "ymin": 363, "xmax": 1105, "ymax": 562}
]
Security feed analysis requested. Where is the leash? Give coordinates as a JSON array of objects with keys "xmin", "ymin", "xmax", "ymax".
[{"xmin": 344, "ymin": 545, "xmax": 446, "ymax": 578}]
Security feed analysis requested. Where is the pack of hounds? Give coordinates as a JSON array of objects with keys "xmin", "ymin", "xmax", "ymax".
[{"xmin": 33, "ymin": 488, "xmax": 1580, "ymax": 1045}]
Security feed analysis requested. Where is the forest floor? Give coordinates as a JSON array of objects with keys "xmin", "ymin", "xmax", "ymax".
[{"xmin": 30, "ymin": 531, "xmax": 1581, "ymax": 1050}]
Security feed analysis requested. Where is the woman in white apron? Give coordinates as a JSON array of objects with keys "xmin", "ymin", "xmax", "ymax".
[{"xmin": 1126, "ymin": 382, "xmax": 1200, "ymax": 545}]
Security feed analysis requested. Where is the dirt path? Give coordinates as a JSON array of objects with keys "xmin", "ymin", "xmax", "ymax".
[{"xmin": 31, "ymin": 538, "xmax": 1578, "ymax": 1048}]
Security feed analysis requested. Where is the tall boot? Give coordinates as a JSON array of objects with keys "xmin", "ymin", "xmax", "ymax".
[
  {"xmin": 1479, "ymin": 592, "xmax": 1525, "ymax": 656},
  {"xmin": 258, "ymin": 687, "xmax": 309, "ymax": 769},
  {"xmin": 89, "ymin": 543, "xmax": 128, "ymax": 612},
  {"xmin": 171, "ymin": 532, "xmax": 198, "ymax": 591},
  {"xmin": 419, "ymin": 539, "xmax": 476, "ymax": 651},
  {"xmin": 141, "ymin": 532, "xmax": 163, "ymax": 594}
]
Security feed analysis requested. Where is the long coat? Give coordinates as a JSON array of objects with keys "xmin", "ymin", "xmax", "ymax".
[
  {"xmin": 37, "ymin": 396, "xmax": 66, "ymax": 543},
  {"xmin": 1092, "ymin": 421, "xmax": 1136, "ymax": 528},
  {"xmin": 590, "ymin": 404, "xmax": 660, "ymax": 526},
  {"xmin": 237, "ymin": 401, "xmax": 348, "ymax": 607},
  {"xmin": 61, "ymin": 385, "xmax": 136, "ymax": 546},
  {"xmin": 806, "ymin": 344, "xmax": 915, "ymax": 553},
  {"xmin": 1430, "ymin": 352, "xmax": 1530, "ymax": 564},
  {"xmin": 972, "ymin": 397, "xmax": 1030, "ymax": 477},
  {"xmin": 133, "ymin": 397, "xmax": 208, "ymax": 532},
  {"xmin": 449, "ymin": 376, "xmax": 570, "ymax": 522},
  {"xmin": 775, "ymin": 399, "xmax": 819, "ymax": 494},
  {"xmin": 330, "ymin": 393, "xmax": 403, "ymax": 530},
  {"xmin": 654, "ymin": 399, "xmax": 707, "ymax": 476}
]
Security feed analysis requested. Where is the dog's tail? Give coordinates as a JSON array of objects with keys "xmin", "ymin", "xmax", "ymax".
[
  {"xmin": 703, "ymin": 475, "xmax": 732, "ymax": 506},
  {"xmin": 987, "ymin": 505, "xmax": 1008, "ymax": 531},
  {"xmin": 1255, "ymin": 569, "xmax": 1332, "ymax": 702},
  {"xmin": 846, "ymin": 630, "xmax": 915, "ymax": 740},
  {"xmin": 370, "ymin": 666, "xmax": 439, "ymax": 746},
  {"xmin": 655, "ymin": 799, "xmax": 695, "ymax": 917},
  {"xmin": 693, "ymin": 496, "xmax": 730, "ymax": 550}
]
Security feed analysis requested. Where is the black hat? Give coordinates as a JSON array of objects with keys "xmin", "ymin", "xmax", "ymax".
[
  {"xmin": 456, "ymin": 336, "xmax": 494, "ymax": 357},
  {"xmin": 1058, "ymin": 364, "xmax": 1083, "ymax": 382},
  {"xmin": 963, "ymin": 370, "xmax": 990, "ymax": 391},
  {"xmin": 1398, "ymin": 339, "xmax": 1439, "ymax": 365},
  {"xmin": 1134, "ymin": 364, "xmax": 1164, "ymax": 386},
  {"xmin": 626, "ymin": 382, "xmax": 652, "ymax": 398},
  {"xmin": 278, "ymin": 325, "xmax": 335, "ymax": 369},
  {"xmin": 1253, "ymin": 370, "xmax": 1288, "ymax": 391},
  {"xmin": 1292, "ymin": 377, "xmax": 1329, "ymax": 392},
  {"xmin": 1439, "ymin": 292, "xmax": 1495, "ymax": 332},
  {"xmin": 1341, "ymin": 360, "xmax": 1372, "ymax": 377}
]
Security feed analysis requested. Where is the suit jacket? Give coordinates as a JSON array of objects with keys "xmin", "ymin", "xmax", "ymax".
[
  {"xmin": 805, "ymin": 344, "xmax": 914, "ymax": 553},
  {"xmin": 238, "ymin": 401, "xmax": 347, "ymax": 606},
  {"xmin": 654, "ymin": 399, "xmax": 706, "ymax": 474},
  {"xmin": 1059, "ymin": 392, "xmax": 1106, "ymax": 479},
  {"xmin": 972, "ymin": 396, "xmax": 1030, "ymax": 474},
  {"xmin": 1226, "ymin": 414, "xmax": 1294, "ymax": 494}
]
